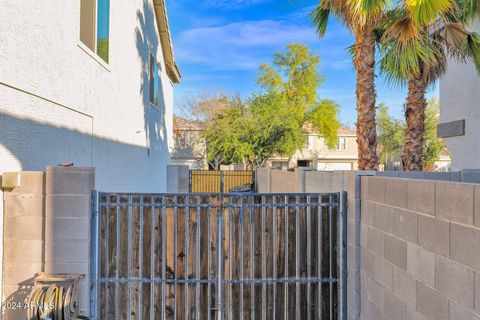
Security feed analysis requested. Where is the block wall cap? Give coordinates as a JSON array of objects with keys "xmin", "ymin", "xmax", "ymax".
[{"xmin": 46, "ymin": 166, "xmax": 95, "ymax": 173}]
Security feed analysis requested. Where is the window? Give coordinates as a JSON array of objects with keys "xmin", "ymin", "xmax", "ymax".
[
  {"xmin": 297, "ymin": 160, "xmax": 312, "ymax": 168},
  {"xmin": 336, "ymin": 137, "xmax": 347, "ymax": 151},
  {"xmin": 305, "ymin": 135, "xmax": 316, "ymax": 150},
  {"xmin": 271, "ymin": 161, "xmax": 288, "ymax": 170},
  {"xmin": 80, "ymin": 0, "xmax": 110, "ymax": 63},
  {"xmin": 149, "ymin": 55, "xmax": 160, "ymax": 106},
  {"xmin": 175, "ymin": 130, "xmax": 192, "ymax": 149}
]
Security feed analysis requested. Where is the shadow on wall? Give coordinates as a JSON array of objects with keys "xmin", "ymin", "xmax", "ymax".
[
  {"xmin": 136, "ymin": 0, "xmax": 168, "ymax": 157},
  {"xmin": 0, "ymin": 111, "xmax": 167, "ymax": 191},
  {"xmin": 3, "ymin": 278, "xmax": 35, "ymax": 319}
]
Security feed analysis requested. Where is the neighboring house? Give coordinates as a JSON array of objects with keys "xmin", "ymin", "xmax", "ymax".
[
  {"xmin": 0, "ymin": 0, "xmax": 181, "ymax": 192},
  {"xmin": 171, "ymin": 116, "xmax": 207, "ymax": 169},
  {"xmin": 265, "ymin": 128, "xmax": 359, "ymax": 170},
  {"xmin": 439, "ymin": 20, "xmax": 480, "ymax": 170},
  {"xmin": 433, "ymin": 150, "xmax": 452, "ymax": 172},
  {"xmin": 383, "ymin": 149, "xmax": 452, "ymax": 172}
]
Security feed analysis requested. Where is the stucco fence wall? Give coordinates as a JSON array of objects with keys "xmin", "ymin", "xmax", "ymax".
[{"xmin": 1, "ymin": 167, "xmax": 94, "ymax": 319}]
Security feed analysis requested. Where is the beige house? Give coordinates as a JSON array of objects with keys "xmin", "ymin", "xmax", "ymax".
[
  {"xmin": 265, "ymin": 128, "xmax": 359, "ymax": 170},
  {"xmin": 171, "ymin": 116, "xmax": 208, "ymax": 169},
  {"xmin": 383, "ymin": 149, "xmax": 452, "ymax": 172}
]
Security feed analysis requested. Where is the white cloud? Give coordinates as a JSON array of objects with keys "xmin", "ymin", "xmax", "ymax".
[
  {"xmin": 330, "ymin": 59, "xmax": 352, "ymax": 71},
  {"xmin": 320, "ymin": 88, "xmax": 355, "ymax": 101},
  {"xmin": 175, "ymin": 19, "xmax": 327, "ymax": 71},
  {"xmin": 203, "ymin": 0, "xmax": 271, "ymax": 8}
]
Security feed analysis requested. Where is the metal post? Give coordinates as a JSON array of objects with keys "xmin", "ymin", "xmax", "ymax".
[
  {"xmin": 138, "ymin": 197, "xmax": 144, "ymax": 320},
  {"xmin": 189, "ymin": 171, "xmax": 192, "ymax": 193},
  {"xmin": 90, "ymin": 191, "xmax": 100, "ymax": 320},
  {"xmin": 220, "ymin": 171, "xmax": 225, "ymax": 193},
  {"xmin": 306, "ymin": 195, "xmax": 312, "ymax": 320},
  {"xmin": 329, "ymin": 195, "xmax": 333, "ymax": 319},
  {"xmin": 340, "ymin": 191, "xmax": 348, "ymax": 320},
  {"xmin": 216, "ymin": 207, "xmax": 224, "ymax": 320},
  {"xmin": 104, "ymin": 198, "xmax": 110, "ymax": 320},
  {"xmin": 127, "ymin": 196, "xmax": 133, "ymax": 320},
  {"xmin": 115, "ymin": 196, "xmax": 120, "ymax": 319},
  {"xmin": 150, "ymin": 199, "xmax": 156, "ymax": 320}
]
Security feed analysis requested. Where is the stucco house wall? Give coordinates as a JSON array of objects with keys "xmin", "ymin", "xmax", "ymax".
[
  {"xmin": 265, "ymin": 130, "xmax": 359, "ymax": 170},
  {"xmin": 439, "ymin": 20, "xmax": 480, "ymax": 170},
  {"xmin": 0, "ymin": 0, "xmax": 178, "ymax": 192}
]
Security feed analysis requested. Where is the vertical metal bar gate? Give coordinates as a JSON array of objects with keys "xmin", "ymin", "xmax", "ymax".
[{"xmin": 90, "ymin": 192, "xmax": 347, "ymax": 319}]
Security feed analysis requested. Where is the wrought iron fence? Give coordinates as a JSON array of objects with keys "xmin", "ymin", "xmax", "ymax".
[
  {"xmin": 90, "ymin": 192, "xmax": 347, "ymax": 319},
  {"xmin": 189, "ymin": 170, "xmax": 254, "ymax": 193}
]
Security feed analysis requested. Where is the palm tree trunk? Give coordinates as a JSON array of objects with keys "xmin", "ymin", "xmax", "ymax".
[
  {"xmin": 354, "ymin": 29, "xmax": 378, "ymax": 170},
  {"xmin": 402, "ymin": 72, "xmax": 427, "ymax": 171}
]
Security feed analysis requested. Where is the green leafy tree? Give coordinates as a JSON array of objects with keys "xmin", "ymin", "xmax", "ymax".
[
  {"xmin": 423, "ymin": 100, "xmax": 446, "ymax": 169},
  {"xmin": 376, "ymin": 100, "xmax": 447, "ymax": 170},
  {"xmin": 377, "ymin": 103, "xmax": 405, "ymax": 165},
  {"xmin": 202, "ymin": 44, "xmax": 341, "ymax": 169},
  {"xmin": 257, "ymin": 43, "xmax": 340, "ymax": 149},
  {"xmin": 202, "ymin": 96, "xmax": 253, "ymax": 170}
]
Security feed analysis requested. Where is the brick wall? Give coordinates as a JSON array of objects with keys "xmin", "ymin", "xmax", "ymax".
[{"xmin": 360, "ymin": 176, "xmax": 480, "ymax": 320}]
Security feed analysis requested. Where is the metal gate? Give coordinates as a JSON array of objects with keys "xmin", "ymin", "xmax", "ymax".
[
  {"xmin": 189, "ymin": 170, "xmax": 254, "ymax": 193},
  {"xmin": 90, "ymin": 192, "xmax": 347, "ymax": 320}
]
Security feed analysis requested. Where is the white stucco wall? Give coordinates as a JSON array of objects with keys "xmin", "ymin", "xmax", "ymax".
[
  {"xmin": 439, "ymin": 20, "xmax": 480, "ymax": 170},
  {"xmin": 0, "ymin": 0, "xmax": 175, "ymax": 192}
]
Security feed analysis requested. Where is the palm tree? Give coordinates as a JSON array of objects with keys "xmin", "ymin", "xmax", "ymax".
[
  {"xmin": 379, "ymin": 5, "xmax": 480, "ymax": 171},
  {"xmin": 311, "ymin": 0, "xmax": 455, "ymax": 170}
]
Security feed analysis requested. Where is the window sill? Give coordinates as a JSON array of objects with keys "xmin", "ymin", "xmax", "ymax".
[{"xmin": 77, "ymin": 42, "xmax": 111, "ymax": 72}]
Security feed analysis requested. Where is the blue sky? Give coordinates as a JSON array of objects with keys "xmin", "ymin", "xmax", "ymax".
[{"xmin": 167, "ymin": 0, "xmax": 438, "ymax": 125}]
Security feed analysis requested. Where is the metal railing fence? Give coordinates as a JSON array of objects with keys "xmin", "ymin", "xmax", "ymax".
[{"xmin": 90, "ymin": 192, "xmax": 347, "ymax": 319}]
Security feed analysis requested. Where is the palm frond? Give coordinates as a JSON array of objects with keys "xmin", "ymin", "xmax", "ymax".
[
  {"xmin": 349, "ymin": 0, "xmax": 388, "ymax": 14},
  {"xmin": 405, "ymin": 0, "xmax": 453, "ymax": 26},
  {"xmin": 382, "ymin": 15, "xmax": 421, "ymax": 46},
  {"xmin": 379, "ymin": 35, "xmax": 444, "ymax": 87},
  {"xmin": 463, "ymin": 0, "xmax": 480, "ymax": 20},
  {"xmin": 310, "ymin": 5, "xmax": 331, "ymax": 37},
  {"xmin": 442, "ymin": 22, "xmax": 469, "ymax": 49},
  {"xmin": 460, "ymin": 32, "xmax": 480, "ymax": 73}
]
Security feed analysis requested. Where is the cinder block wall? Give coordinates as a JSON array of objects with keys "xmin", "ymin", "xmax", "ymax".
[
  {"xmin": 167, "ymin": 165, "xmax": 189, "ymax": 193},
  {"xmin": 255, "ymin": 168, "xmax": 271, "ymax": 193},
  {"xmin": 2, "ymin": 167, "xmax": 94, "ymax": 319},
  {"xmin": 2, "ymin": 172, "xmax": 44, "ymax": 320},
  {"xmin": 270, "ymin": 168, "xmax": 303, "ymax": 193},
  {"xmin": 44, "ymin": 166, "xmax": 94, "ymax": 316},
  {"xmin": 360, "ymin": 176, "xmax": 480, "ymax": 320}
]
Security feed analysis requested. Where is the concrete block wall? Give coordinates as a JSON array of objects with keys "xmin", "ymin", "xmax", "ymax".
[
  {"xmin": 167, "ymin": 165, "xmax": 190, "ymax": 193},
  {"xmin": 2, "ymin": 172, "xmax": 45, "ymax": 320},
  {"xmin": 360, "ymin": 176, "xmax": 480, "ymax": 320},
  {"xmin": 2, "ymin": 167, "xmax": 94, "ymax": 319},
  {"xmin": 305, "ymin": 170, "xmax": 346, "ymax": 193},
  {"xmin": 44, "ymin": 166, "xmax": 94, "ymax": 316},
  {"xmin": 255, "ymin": 168, "xmax": 271, "ymax": 193},
  {"xmin": 256, "ymin": 168, "xmax": 305, "ymax": 193}
]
